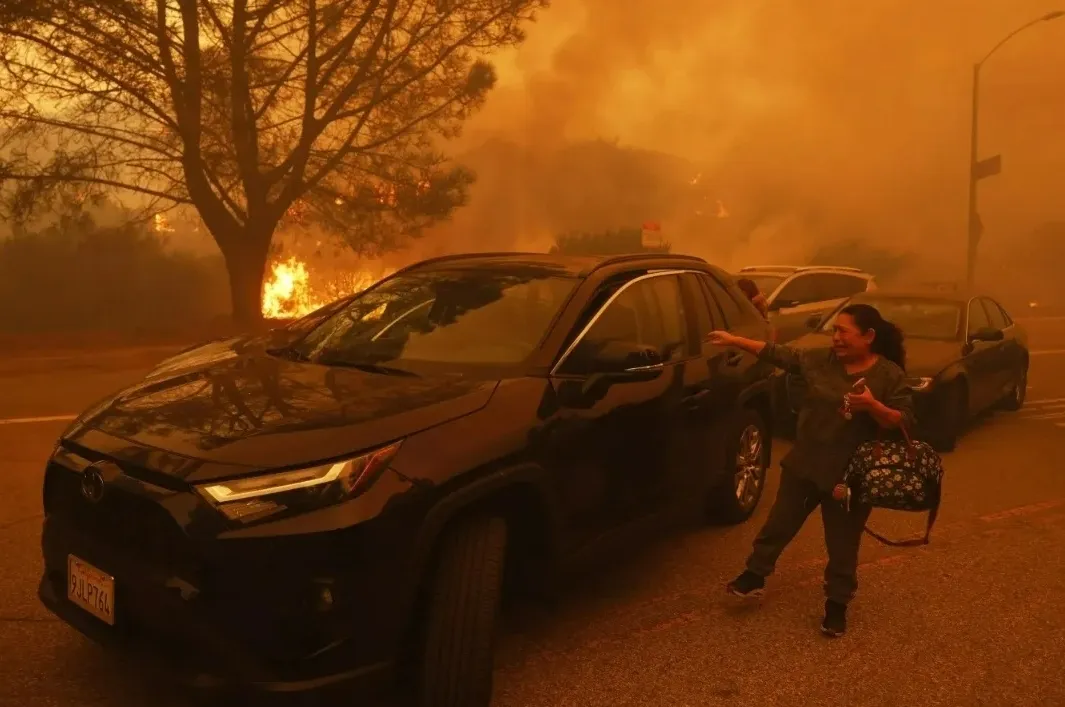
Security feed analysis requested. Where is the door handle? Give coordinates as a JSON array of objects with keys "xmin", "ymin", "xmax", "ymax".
[{"xmin": 725, "ymin": 352, "xmax": 743, "ymax": 366}]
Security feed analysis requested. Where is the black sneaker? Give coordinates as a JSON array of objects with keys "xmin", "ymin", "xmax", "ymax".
[
  {"xmin": 820, "ymin": 600, "xmax": 847, "ymax": 637},
  {"xmin": 726, "ymin": 570, "xmax": 765, "ymax": 597}
]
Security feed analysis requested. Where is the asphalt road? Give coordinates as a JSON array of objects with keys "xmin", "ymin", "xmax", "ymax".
[{"xmin": 3, "ymin": 319, "xmax": 1065, "ymax": 707}]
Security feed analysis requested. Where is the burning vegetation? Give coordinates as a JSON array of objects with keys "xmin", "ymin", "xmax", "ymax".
[{"xmin": 260, "ymin": 257, "xmax": 392, "ymax": 320}]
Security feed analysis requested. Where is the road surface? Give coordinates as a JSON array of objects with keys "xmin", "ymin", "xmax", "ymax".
[{"xmin": 3, "ymin": 321, "xmax": 1065, "ymax": 706}]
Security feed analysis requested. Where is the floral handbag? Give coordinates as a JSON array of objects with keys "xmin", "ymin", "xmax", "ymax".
[{"xmin": 842, "ymin": 427, "xmax": 945, "ymax": 547}]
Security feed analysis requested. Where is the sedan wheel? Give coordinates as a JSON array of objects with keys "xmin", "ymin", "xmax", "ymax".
[
  {"xmin": 709, "ymin": 408, "xmax": 769, "ymax": 524},
  {"xmin": 1002, "ymin": 366, "xmax": 1027, "ymax": 411}
]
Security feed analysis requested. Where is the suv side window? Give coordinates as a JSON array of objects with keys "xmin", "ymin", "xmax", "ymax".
[
  {"xmin": 698, "ymin": 273, "xmax": 741, "ymax": 327},
  {"xmin": 773, "ymin": 274, "xmax": 823, "ymax": 307},
  {"xmin": 967, "ymin": 299, "xmax": 991, "ymax": 334},
  {"xmin": 559, "ymin": 275, "xmax": 686, "ymax": 375},
  {"xmin": 821, "ymin": 274, "xmax": 868, "ymax": 300},
  {"xmin": 646, "ymin": 275, "xmax": 688, "ymax": 356},
  {"xmin": 681, "ymin": 273, "xmax": 715, "ymax": 338},
  {"xmin": 982, "ymin": 298, "xmax": 1009, "ymax": 330}
]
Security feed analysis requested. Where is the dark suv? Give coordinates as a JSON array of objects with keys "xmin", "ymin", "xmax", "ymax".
[{"xmin": 39, "ymin": 252, "xmax": 775, "ymax": 706}]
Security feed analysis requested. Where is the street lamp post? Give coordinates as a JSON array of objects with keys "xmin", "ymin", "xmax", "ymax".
[{"xmin": 965, "ymin": 10, "xmax": 1065, "ymax": 287}]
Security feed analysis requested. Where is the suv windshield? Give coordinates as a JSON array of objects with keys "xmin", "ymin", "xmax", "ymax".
[
  {"xmin": 819, "ymin": 296, "xmax": 962, "ymax": 341},
  {"xmin": 289, "ymin": 267, "xmax": 578, "ymax": 368}
]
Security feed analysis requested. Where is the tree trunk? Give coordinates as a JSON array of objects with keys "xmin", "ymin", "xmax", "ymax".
[{"xmin": 222, "ymin": 237, "xmax": 271, "ymax": 330}]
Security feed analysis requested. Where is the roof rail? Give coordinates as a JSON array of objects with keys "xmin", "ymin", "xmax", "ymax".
[
  {"xmin": 585, "ymin": 252, "xmax": 706, "ymax": 276},
  {"xmin": 796, "ymin": 265, "xmax": 866, "ymax": 274},
  {"xmin": 739, "ymin": 264, "xmax": 867, "ymax": 274},
  {"xmin": 738, "ymin": 265, "xmax": 802, "ymax": 272},
  {"xmin": 391, "ymin": 251, "xmax": 553, "ymax": 275}
]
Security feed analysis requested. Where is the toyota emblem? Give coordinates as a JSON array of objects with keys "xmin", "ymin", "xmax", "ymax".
[{"xmin": 81, "ymin": 464, "xmax": 106, "ymax": 504}]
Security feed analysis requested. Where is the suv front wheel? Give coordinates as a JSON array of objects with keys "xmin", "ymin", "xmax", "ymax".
[{"xmin": 419, "ymin": 514, "xmax": 508, "ymax": 707}]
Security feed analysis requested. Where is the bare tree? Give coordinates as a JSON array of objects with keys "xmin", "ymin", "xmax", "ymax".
[{"xmin": 0, "ymin": 0, "xmax": 546, "ymax": 324}]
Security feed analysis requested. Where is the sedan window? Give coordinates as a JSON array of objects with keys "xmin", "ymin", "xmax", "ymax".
[
  {"xmin": 820, "ymin": 296, "xmax": 963, "ymax": 341},
  {"xmin": 982, "ymin": 298, "xmax": 1009, "ymax": 330},
  {"xmin": 967, "ymin": 300, "xmax": 991, "ymax": 335},
  {"xmin": 773, "ymin": 275, "xmax": 822, "ymax": 307}
]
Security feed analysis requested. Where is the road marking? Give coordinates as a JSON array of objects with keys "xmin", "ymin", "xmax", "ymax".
[
  {"xmin": 1017, "ymin": 398, "xmax": 1065, "ymax": 424},
  {"xmin": 1030, "ymin": 349, "xmax": 1065, "ymax": 356},
  {"xmin": 0, "ymin": 415, "xmax": 77, "ymax": 426}
]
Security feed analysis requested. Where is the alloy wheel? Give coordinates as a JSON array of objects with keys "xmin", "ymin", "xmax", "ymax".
[{"xmin": 734, "ymin": 424, "xmax": 765, "ymax": 510}]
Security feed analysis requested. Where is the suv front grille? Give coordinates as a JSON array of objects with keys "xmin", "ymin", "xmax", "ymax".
[{"xmin": 44, "ymin": 462, "xmax": 202, "ymax": 576}]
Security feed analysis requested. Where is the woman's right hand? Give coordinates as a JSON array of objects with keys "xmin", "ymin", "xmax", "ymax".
[{"xmin": 705, "ymin": 330, "xmax": 735, "ymax": 347}]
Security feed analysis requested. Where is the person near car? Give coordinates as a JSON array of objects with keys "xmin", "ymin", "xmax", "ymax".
[
  {"xmin": 705, "ymin": 303, "xmax": 915, "ymax": 637},
  {"xmin": 736, "ymin": 278, "xmax": 770, "ymax": 320}
]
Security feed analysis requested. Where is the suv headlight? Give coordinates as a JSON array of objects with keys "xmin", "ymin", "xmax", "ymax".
[
  {"xmin": 906, "ymin": 377, "xmax": 933, "ymax": 392},
  {"xmin": 197, "ymin": 440, "xmax": 403, "ymax": 521}
]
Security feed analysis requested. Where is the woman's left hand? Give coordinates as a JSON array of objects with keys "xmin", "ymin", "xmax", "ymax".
[{"xmin": 846, "ymin": 382, "xmax": 877, "ymax": 411}]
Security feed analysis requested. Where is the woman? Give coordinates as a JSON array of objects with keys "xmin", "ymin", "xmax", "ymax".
[
  {"xmin": 706, "ymin": 303, "xmax": 915, "ymax": 637},
  {"xmin": 736, "ymin": 278, "xmax": 770, "ymax": 320}
]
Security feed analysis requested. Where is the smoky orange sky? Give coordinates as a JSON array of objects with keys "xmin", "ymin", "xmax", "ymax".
[{"xmin": 417, "ymin": 0, "xmax": 1065, "ymax": 279}]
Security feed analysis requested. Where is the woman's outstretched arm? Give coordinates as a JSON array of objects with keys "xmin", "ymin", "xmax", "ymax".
[{"xmin": 706, "ymin": 331, "xmax": 804, "ymax": 375}]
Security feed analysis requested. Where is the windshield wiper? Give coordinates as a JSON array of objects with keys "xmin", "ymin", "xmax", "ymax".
[{"xmin": 318, "ymin": 358, "xmax": 419, "ymax": 377}]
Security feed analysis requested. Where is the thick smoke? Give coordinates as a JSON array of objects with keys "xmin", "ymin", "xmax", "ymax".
[{"xmin": 413, "ymin": 0, "xmax": 1065, "ymax": 294}]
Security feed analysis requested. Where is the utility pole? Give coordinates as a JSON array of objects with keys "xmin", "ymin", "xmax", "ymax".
[
  {"xmin": 965, "ymin": 64, "xmax": 981, "ymax": 289},
  {"xmin": 965, "ymin": 11, "xmax": 1064, "ymax": 287}
]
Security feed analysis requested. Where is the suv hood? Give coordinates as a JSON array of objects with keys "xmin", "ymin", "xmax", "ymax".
[
  {"xmin": 64, "ymin": 344, "xmax": 498, "ymax": 471},
  {"xmin": 787, "ymin": 332, "xmax": 963, "ymax": 378}
]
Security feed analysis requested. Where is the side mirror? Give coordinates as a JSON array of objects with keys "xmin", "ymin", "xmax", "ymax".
[
  {"xmin": 590, "ymin": 340, "xmax": 663, "ymax": 373},
  {"xmin": 567, "ymin": 340, "xmax": 665, "ymax": 397},
  {"xmin": 805, "ymin": 314, "xmax": 823, "ymax": 330},
  {"xmin": 968, "ymin": 326, "xmax": 1004, "ymax": 343}
]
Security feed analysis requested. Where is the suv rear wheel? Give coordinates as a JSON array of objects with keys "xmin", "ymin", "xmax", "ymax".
[{"xmin": 419, "ymin": 515, "xmax": 508, "ymax": 707}]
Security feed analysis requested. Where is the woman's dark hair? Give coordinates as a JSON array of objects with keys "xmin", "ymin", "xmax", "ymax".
[
  {"xmin": 735, "ymin": 278, "xmax": 760, "ymax": 300},
  {"xmin": 839, "ymin": 303, "xmax": 906, "ymax": 370}
]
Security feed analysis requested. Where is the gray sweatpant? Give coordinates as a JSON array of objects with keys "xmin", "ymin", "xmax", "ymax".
[{"xmin": 746, "ymin": 471, "xmax": 872, "ymax": 605}]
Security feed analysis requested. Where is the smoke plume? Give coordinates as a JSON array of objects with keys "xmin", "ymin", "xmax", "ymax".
[{"xmin": 412, "ymin": 0, "xmax": 1065, "ymax": 290}]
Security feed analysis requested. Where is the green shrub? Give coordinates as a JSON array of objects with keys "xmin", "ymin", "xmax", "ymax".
[
  {"xmin": 550, "ymin": 227, "xmax": 671, "ymax": 256},
  {"xmin": 0, "ymin": 211, "xmax": 229, "ymax": 334}
]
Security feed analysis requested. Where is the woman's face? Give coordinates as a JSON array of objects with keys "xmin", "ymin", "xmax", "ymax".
[{"xmin": 831, "ymin": 313, "xmax": 874, "ymax": 360}]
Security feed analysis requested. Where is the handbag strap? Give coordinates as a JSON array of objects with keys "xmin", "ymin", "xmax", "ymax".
[
  {"xmin": 860, "ymin": 483, "xmax": 942, "ymax": 547},
  {"xmin": 870, "ymin": 422, "xmax": 915, "ymax": 460}
]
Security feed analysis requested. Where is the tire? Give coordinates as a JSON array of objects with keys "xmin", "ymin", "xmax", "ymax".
[
  {"xmin": 1001, "ymin": 364, "xmax": 1028, "ymax": 411},
  {"xmin": 709, "ymin": 408, "xmax": 770, "ymax": 524},
  {"xmin": 419, "ymin": 515, "xmax": 508, "ymax": 707},
  {"xmin": 932, "ymin": 381, "xmax": 967, "ymax": 453}
]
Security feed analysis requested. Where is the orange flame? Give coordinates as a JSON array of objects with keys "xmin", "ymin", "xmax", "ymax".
[{"xmin": 261, "ymin": 256, "xmax": 393, "ymax": 319}]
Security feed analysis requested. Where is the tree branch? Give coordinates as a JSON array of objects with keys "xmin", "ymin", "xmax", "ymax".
[
  {"xmin": 0, "ymin": 172, "xmax": 191, "ymax": 203},
  {"xmin": 229, "ymin": 0, "xmax": 264, "ymax": 209},
  {"xmin": 4, "ymin": 28, "xmax": 178, "ymax": 131}
]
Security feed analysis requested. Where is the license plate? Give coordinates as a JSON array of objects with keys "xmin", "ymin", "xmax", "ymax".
[{"xmin": 67, "ymin": 555, "xmax": 115, "ymax": 626}]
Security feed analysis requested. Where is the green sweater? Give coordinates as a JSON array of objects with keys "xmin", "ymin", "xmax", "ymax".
[{"xmin": 761, "ymin": 343, "xmax": 917, "ymax": 493}]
